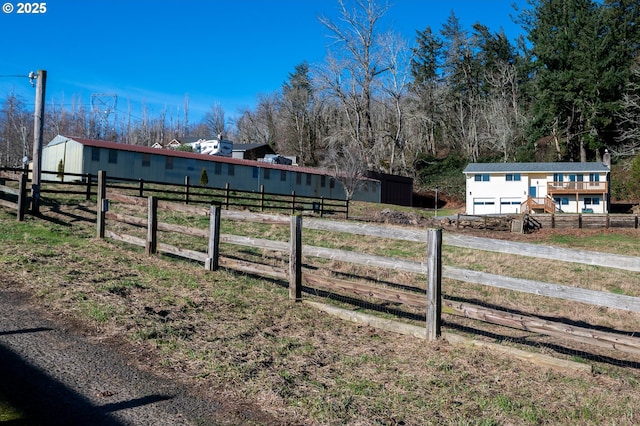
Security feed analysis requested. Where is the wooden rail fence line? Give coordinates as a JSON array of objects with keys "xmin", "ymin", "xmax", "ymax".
[
  {"xmin": 0, "ymin": 167, "xmax": 350, "ymax": 219},
  {"xmin": 96, "ymin": 181, "xmax": 640, "ymax": 365},
  {"xmin": 456, "ymin": 212, "xmax": 639, "ymax": 231},
  {"xmin": 0, "ymin": 172, "xmax": 28, "ymax": 221}
]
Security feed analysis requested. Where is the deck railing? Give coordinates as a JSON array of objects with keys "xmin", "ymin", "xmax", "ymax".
[
  {"xmin": 547, "ymin": 181, "xmax": 607, "ymax": 193},
  {"xmin": 520, "ymin": 196, "xmax": 557, "ymax": 214}
]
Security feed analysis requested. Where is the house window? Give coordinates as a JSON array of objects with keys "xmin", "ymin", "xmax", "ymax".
[
  {"xmin": 589, "ymin": 173, "xmax": 600, "ymax": 182},
  {"xmin": 553, "ymin": 173, "xmax": 563, "ymax": 182},
  {"xmin": 253, "ymin": 167, "xmax": 259, "ymax": 179},
  {"xmin": 306, "ymin": 174, "xmax": 312, "ymax": 186},
  {"xmin": 187, "ymin": 159, "xmax": 195, "ymax": 171},
  {"xmin": 108, "ymin": 149, "xmax": 117, "ymax": 164},
  {"xmin": 91, "ymin": 147, "xmax": 100, "ymax": 162},
  {"xmin": 296, "ymin": 173, "xmax": 301, "ymax": 185},
  {"xmin": 142, "ymin": 153, "xmax": 151, "ymax": 167},
  {"xmin": 474, "ymin": 174, "xmax": 490, "ymax": 182},
  {"xmin": 165, "ymin": 156, "xmax": 173, "ymax": 170},
  {"xmin": 505, "ymin": 173, "xmax": 521, "ymax": 181},
  {"xmin": 330, "ymin": 178, "xmax": 335, "ymax": 189},
  {"xmin": 280, "ymin": 170, "xmax": 286, "ymax": 182},
  {"xmin": 228, "ymin": 164, "xmax": 235, "ymax": 176},
  {"xmin": 264, "ymin": 168, "xmax": 270, "ymax": 180},
  {"xmin": 584, "ymin": 197, "xmax": 600, "ymax": 205},
  {"xmin": 321, "ymin": 175, "xmax": 326, "ymax": 188},
  {"xmin": 215, "ymin": 163, "xmax": 222, "ymax": 175},
  {"xmin": 553, "ymin": 197, "xmax": 569, "ymax": 205}
]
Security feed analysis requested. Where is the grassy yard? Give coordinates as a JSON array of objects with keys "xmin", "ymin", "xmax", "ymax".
[{"xmin": 1, "ymin": 200, "xmax": 640, "ymax": 425}]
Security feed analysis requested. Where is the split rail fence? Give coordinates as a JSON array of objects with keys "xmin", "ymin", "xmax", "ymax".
[
  {"xmin": 95, "ymin": 173, "xmax": 640, "ymax": 365},
  {"xmin": 0, "ymin": 171, "xmax": 28, "ymax": 221},
  {"xmin": 0, "ymin": 167, "xmax": 349, "ymax": 219}
]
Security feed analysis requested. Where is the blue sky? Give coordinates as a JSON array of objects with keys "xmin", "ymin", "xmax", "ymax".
[{"xmin": 1, "ymin": 0, "xmax": 527, "ymax": 125}]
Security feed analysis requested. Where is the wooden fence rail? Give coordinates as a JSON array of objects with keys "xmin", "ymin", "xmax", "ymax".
[
  {"xmin": 33, "ymin": 168, "xmax": 349, "ymax": 218},
  {"xmin": 0, "ymin": 172, "xmax": 28, "ymax": 221},
  {"xmin": 457, "ymin": 212, "xmax": 639, "ymax": 230},
  {"xmin": 97, "ymin": 185, "xmax": 640, "ymax": 361}
]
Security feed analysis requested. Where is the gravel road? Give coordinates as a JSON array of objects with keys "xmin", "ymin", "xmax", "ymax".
[{"xmin": 0, "ymin": 288, "xmax": 275, "ymax": 425}]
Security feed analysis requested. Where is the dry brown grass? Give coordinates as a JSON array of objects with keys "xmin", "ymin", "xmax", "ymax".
[{"xmin": 2, "ymin": 201, "xmax": 640, "ymax": 425}]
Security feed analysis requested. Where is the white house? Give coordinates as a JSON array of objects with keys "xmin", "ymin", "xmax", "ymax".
[{"xmin": 463, "ymin": 162, "xmax": 610, "ymax": 215}]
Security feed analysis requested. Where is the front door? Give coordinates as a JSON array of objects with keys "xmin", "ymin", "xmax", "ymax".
[{"xmin": 529, "ymin": 186, "xmax": 536, "ymax": 197}]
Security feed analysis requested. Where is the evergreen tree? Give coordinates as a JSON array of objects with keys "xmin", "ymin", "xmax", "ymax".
[
  {"xmin": 200, "ymin": 168, "xmax": 208, "ymax": 187},
  {"xmin": 57, "ymin": 159, "xmax": 64, "ymax": 181},
  {"xmin": 409, "ymin": 27, "xmax": 443, "ymax": 156},
  {"xmin": 524, "ymin": 0, "xmax": 640, "ymax": 161},
  {"xmin": 280, "ymin": 62, "xmax": 318, "ymax": 166},
  {"xmin": 604, "ymin": 0, "xmax": 640, "ymax": 152}
]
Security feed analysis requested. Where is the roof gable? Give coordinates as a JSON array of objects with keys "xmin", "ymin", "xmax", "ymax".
[
  {"xmin": 463, "ymin": 162, "xmax": 609, "ymax": 174},
  {"xmin": 46, "ymin": 135, "xmax": 349, "ymax": 178}
]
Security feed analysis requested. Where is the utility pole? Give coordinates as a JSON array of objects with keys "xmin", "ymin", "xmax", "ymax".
[{"xmin": 31, "ymin": 69, "xmax": 46, "ymax": 214}]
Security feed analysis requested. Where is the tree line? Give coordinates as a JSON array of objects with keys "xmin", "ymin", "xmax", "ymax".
[{"xmin": 2, "ymin": 0, "xmax": 640, "ymax": 200}]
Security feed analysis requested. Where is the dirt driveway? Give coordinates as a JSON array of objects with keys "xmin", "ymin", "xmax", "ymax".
[{"xmin": 0, "ymin": 287, "xmax": 277, "ymax": 425}]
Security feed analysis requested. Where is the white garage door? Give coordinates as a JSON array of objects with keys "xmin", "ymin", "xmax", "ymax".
[
  {"xmin": 473, "ymin": 198, "xmax": 496, "ymax": 215},
  {"xmin": 500, "ymin": 198, "xmax": 521, "ymax": 214}
]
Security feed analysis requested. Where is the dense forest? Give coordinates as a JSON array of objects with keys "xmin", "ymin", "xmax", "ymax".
[{"xmin": 2, "ymin": 0, "xmax": 640, "ymax": 201}]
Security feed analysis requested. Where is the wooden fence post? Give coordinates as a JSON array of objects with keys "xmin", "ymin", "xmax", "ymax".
[
  {"xmin": 146, "ymin": 196, "xmax": 158, "ymax": 256},
  {"xmin": 96, "ymin": 170, "xmax": 107, "ymax": 238},
  {"xmin": 260, "ymin": 184, "xmax": 265, "ymax": 212},
  {"xmin": 320, "ymin": 197, "xmax": 325, "ymax": 218},
  {"xmin": 17, "ymin": 172, "xmax": 27, "ymax": 221},
  {"xmin": 289, "ymin": 214, "xmax": 302, "ymax": 301},
  {"xmin": 85, "ymin": 173, "xmax": 92, "ymax": 200},
  {"xmin": 426, "ymin": 228, "xmax": 442, "ymax": 340},
  {"xmin": 291, "ymin": 190, "xmax": 296, "ymax": 214},
  {"xmin": 225, "ymin": 182, "xmax": 230, "ymax": 209},
  {"xmin": 345, "ymin": 198, "xmax": 349, "ymax": 219},
  {"xmin": 184, "ymin": 176, "xmax": 190, "ymax": 205},
  {"xmin": 138, "ymin": 178, "xmax": 144, "ymax": 197},
  {"xmin": 205, "ymin": 205, "xmax": 221, "ymax": 271}
]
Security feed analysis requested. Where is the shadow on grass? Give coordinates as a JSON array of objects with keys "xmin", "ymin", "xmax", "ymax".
[
  {"xmin": 300, "ymin": 284, "xmax": 640, "ymax": 370},
  {"xmin": 0, "ymin": 337, "xmax": 172, "ymax": 425}
]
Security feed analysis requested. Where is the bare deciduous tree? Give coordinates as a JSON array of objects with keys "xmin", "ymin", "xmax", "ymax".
[
  {"xmin": 322, "ymin": 137, "xmax": 367, "ymax": 200},
  {"xmin": 615, "ymin": 65, "xmax": 640, "ymax": 157},
  {"xmin": 317, "ymin": 0, "xmax": 391, "ymax": 169},
  {"xmin": 202, "ymin": 102, "xmax": 228, "ymax": 137},
  {"xmin": 377, "ymin": 31, "xmax": 411, "ymax": 174},
  {"xmin": 0, "ymin": 91, "xmax": 31, "ymax": 167},
  {"xmin": 236, "ymin": 93, "xmax": 280, "ymax": 146},
  {"xmin": 480, "ymin": 61, "xmax": 526, "ymax": 162}
]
